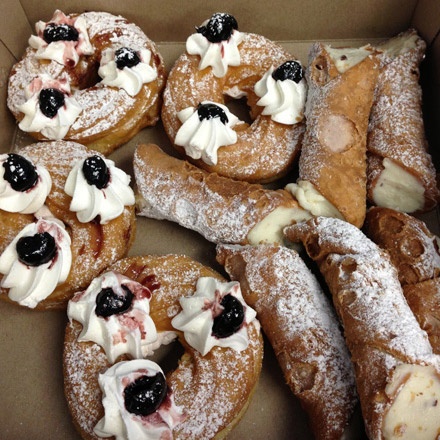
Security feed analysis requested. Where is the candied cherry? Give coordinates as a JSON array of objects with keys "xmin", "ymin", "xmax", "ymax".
[
  {"xmin": 39, "ymin": 88, "xmax": 65, "ymax": 119},
  {"xmin": 272, "ymin": 60, "xmax": 304, "ymax": 83},
  {"xmin": 3, "ymin": 153, "xmax": 38, "ymax": 192},
  {"xmin": 197, "ymin": 13, "xmax": 238, "ymax": 43},
  {"xmin": 197, "ymin": 102, "xmax": 228, "ymax": 124},
  {"xmin": 212, "ymin": 294, "xmax": 245, "ymax": 338},
  {"xmin": 115, "ymin": 47, "xmax": 141, "ymax": 69},
  {"xmin": 82, "ymin": 155, "xmax": 110, "ymax": 189},
  {"xmin": 95, "ymin": 285, "xmax": 134, "ymax": 317},
  {"xmin": 16, "ymin": 232, "xmax": 57, "ymax": 267},
  {"xmin": 43, "ymin": 23, "xmax": 79, "ymax": 43},
  {"xmin": 124, "ymin": 372, "xmax": 167, "ymax": 416}
]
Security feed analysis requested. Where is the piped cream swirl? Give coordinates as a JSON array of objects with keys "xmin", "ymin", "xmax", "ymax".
[
  {"xmin": 68, "ymin": 271, "xmax": 158, "ymax": 363},
  {"xmin": 94, "ymin": 359, "xmax": 186, "ymax": 440},
  {"xmin": 175, "ymin": 101, "xmax": 239, "ymax": 165},
  {"xmin": 17, "ymin": 74, "xmax": 82, "ymax": 139},
  {"xmin": 28, "ymin": 9, "xmax": 94, "ymax": 67},
  {"xmin": 0, "ymin": 154, "xmax": 52, "ymax": 214},
  {"xmin": 0, "ymin": 212, "xmax": 72, "ymax": 308},
  {"xmin": 255, "ymin": 65, "xmax": 307, "ymax": 124},
  {"xmin": 64, "ymin": 156, "xmax": 135, "ymax": 224},
  {"xmin": 171, "ymin": 277, "xmax": 257, "ymax": 356}
]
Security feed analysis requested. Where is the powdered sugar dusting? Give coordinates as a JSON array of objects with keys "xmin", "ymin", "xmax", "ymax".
[{"xmin": 217, "ymin": 243, "xmax": 357, "ymax": 439}]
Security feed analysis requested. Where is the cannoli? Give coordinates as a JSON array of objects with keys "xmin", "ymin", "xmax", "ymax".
[
  {"xmin": 286, "ymin": 42, "xmax": 380, "ymax": 228},
  {"xmin": 367, "ymin": 29, "xmax": 439, "ymax": 213},
  {"xmin": 133, "ymin": 143, "xmax": 310, "ymax": 245},
  {"xmin": 364, "ymin": 206, "xmax": 440, "ymax": 353},
  {"xmin": 284, "ymin": 216, "xmax": 440, "ymax": 440},
  {"xmin": 216, "ymin": 243, "xmax": 357, "ymax": 440}
]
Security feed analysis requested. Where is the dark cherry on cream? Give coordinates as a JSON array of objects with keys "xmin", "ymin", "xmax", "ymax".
[
  {"xmin": 82, "ymin": 155, "xmax": 110, "ymax": 189},
  {"xmin": 124, "ymin": 372, "xmax": 168, "ymax": 416},
  {"xmin": 3, "ymin": 153, "xmax": 39, "ymax": 192},
  {"xmin": 197, "ymin": 102, "xmax": 228, "ymax": 125},
  {"xmin": 39, "ymin": 88, "xmax": 65, "ymax": 119},
  {"xmin": 115, "ymin": 47, "xmax": 141, "ymax": 70},
  {"xmin": 212, "ymin": 294, "xmax": 245, "ymax": 338},
  {"xmin": 95, "ymin": 285, "xmax": 134, "ymax": 318},
  {"xmin": 197, "ymin": 13, "xmax": 238, "ymax": 43},
  {"xmin": 43, "ymin": 23, "xmax": 79, "ymax": 43},
  {"xmin": 16, "ymin": 232, "xmax": 57, "ymax": 266},
  {"xmin": 272, "ymin": 60, "xmax": 304, "ymax": 83}
]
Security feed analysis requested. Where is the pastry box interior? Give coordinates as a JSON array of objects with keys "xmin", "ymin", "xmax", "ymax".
[{"xmin": 0, "ymin": 0, "xmax": 440, "ymax": 439}]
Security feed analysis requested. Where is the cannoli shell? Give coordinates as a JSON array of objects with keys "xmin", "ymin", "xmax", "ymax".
[
  {"xmin": 297, "ymin": 43, "xmax": 380, "ymax": 228},
  {"xmin": 216, "ymin": 243, "xmax": 357, "ymax": 440},
  {"xmin": 133, "ymin": 143, "xmax": 299, "ymax": 244}
]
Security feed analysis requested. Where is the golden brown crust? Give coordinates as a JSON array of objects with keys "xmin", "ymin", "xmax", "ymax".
[
  {"xmin": 161, "ymin": 32, "xmax": 304, "ymax": 183},
  {"xmin": 297, "ymin": 43, "xmax": 380, "ymax": 228},
  {"xmin": 133, "ymin": 143, "xmax": 300, "ymax": 245},
  {"xmin": 63, "ymin": 254, "xmax": 263, "ymax": 440},
  {"xmin": 216, "ymin": 243, "xmax": 357, "ymax": 440},
  {"xmin": 7, "ymin": 11, "xmax": 167, "ymax": 156},
  {"xmin": 0, "ymin": 141, "xmax": 136, "ymax": 309}
]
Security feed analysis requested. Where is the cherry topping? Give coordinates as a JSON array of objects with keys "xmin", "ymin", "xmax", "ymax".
[
  {"xmin": 212, "ymin": 294, "xmax": 245, "ymax": 338},
  {"xmin": 39, "ymin": 88, "xmax": 65, "ymax": 119},
  {"xmin": 43, "ymin": 23, "xmax": 79, "ymax": 43},
  {"xmin": 82, "ymin": 155, "xmax": 110, "ymax": 189},
  {"xmin": 16, "ymin": 232, "xmax": 57, "ymax": 267},
  {"xmin": 197, "ymin": 13, "xmax": 238, "ymax": 43},
  {"xmin": 3, "ymin": 153, "xmax": 39, "ymax": 192},
  {"xmin": 272, "ymin": 61, "xmax": 304, "ymax": 83},
  {"xmin": 197, "ymin": 102, "xmax": 228, "ymax": 124},
  {"xmin": 124, "ymin": 372, "xmax": 167, "ymax": 416},
  {"xmin": 115, "ymin": 47, "xmax": 141, "ymax": 70},
  {"xmin": 95, "ymin": 285, "xmax": 134, "ymax": 317}
]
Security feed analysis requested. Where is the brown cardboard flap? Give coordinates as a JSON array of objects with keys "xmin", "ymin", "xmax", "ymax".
[{"xmin": 412, "ymin": 0, "xmax": 440, "ymax": 43}]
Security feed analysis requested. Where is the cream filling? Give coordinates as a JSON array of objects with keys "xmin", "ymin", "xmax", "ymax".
[
  {"xmin": 372, "ymin": 158, "xmax": 425, "ymax": 213},
  {"xmin": 383, "ymin": 363, "xmax": 440, "ymax": 440},
  {"xmin": 285, "ymin": 181, "xmax": 344, "ymax": 220},
  {"xmin": 325, "ymin": 44, "xmax": 374, "ymax": 73},
  {"xmin": 247, "ymin": 205, "xmax": 311, "ymax": 245},
  {"xmin": 379, "ymin": 32, "xmax": 419, "ymax": 58}
]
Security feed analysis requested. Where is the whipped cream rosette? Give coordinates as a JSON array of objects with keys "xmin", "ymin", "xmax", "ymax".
[
  {"xmin": 186, "ymin": 12, "xmax": 243, "ymax": 77},
  {"xmin": 67, "ymin": 271, "xmax": 158, "ymax": 363},
  {"xmin": 64, "ymin": 154, "xmax": 135, "ymax": 224},
  {"xmin": 0, "ymin": 153, "xmax": 52, "ymax": 214},
  {"xmin": 175, "ymin": 101, "xmax": 239, "ymax": 166},
  {"xmin": 28, "ymin": 9, "xmax": 94, "ymax": 67},
  {"xmin": 255, "ymin": 60, "xmax": 307, "ymax": 125},
  {"xmin": 98, "ymin": 46, "xmax": 158, "ymax": 97},
  {"xmin": 171, "ymin": 276, "xmax": 257, "ymax": 356},
  {"xmin": 0, "ymin": 211, "xmax": 72, "ymax": 308},
  {"xmin": 94, "ymin": 359, "xmax": 185, "ymax": 440},
  {"xmin": 17, "ymin": 73, "xmax": 82, "ymax": 140}
]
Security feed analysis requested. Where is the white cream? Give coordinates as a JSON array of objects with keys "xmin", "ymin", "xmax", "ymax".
[
  {"xmin": 94, "ymin": 359, "xmax": 186, "ymax": 440},
  {"xmin": 254, "ymin": 65, "xmax": 307, "ymax": 125},
  {"xmin": 17, "ymin": 73, "xmax": 82, "ymax": 139},
  {"xmin": 379, "ymin": 32, "xmax": 419, "ymax": 59},
  {"xmin": 286, "ymin": 181, "xmax": 344, "ymax": 220},
  {"xmin": 186, "ymin": 26, "xmax": 243, "ymax": 77},
  {"xmin": 175, "ymin": 101, "xmax": 239, "ymax": 165},
  {"xmin": 171, "ymin": 277, "xmax": 257, "ymax": 356},
  {"xmin": 98, "ymin": 47, "xmax": 158, "ymax": 97},
  {"xmin": 0, "ymin": 214, "xmax": 71, "ymax": 308},
  {"xmin": 64, "ymin": 156, "xmax": 135, "ymax": 224},
  {"xmin": 383, "ymin": 363, "xmax": 440, "ymax": 439},
  {"xmin": 0, "ymin": 154, "xmax": 52, "ymax": 214},
  {"xmin": 325, "ymin": 44, "xmax": 374, "ymax": 73},
  {"xmin": 29, "ymin": 10, "xmax": 94, "ymax": 67},
  {"xmin": 68, "ymin": 271, "xmax": 158, "ymax": 363},
  {"xmin": 372, "ymin": 158, "xmax": 425, "ymax": 213},
  {"xmin": 247, "ymin": 205, "xmax": 311, "ymax": 245}
]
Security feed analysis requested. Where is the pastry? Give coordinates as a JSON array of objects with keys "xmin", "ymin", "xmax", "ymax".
[
  {"xmin": 364, "ymin": 206, "xmax": 440, "ymax": 353},
  {"xmin": 367, "ymin": 29, "xmax": 439, "ymax": 213},
  {"xmin": 7, "ymin": 10, "xmax": 166, "ymax": 155},
  {"xmin": 161, "ymin": 12, "xmax": 306, "ymax": 183},
  {"xmin": 64, "ymin": 254, "xmax": 263, "ymax": 440},
  {"xmin": 133, "ymin": 143, "xmax": 310, "ymax": 246},
  {"xmin": 285, "ymin": 216, "xmax": 440, "ymax": 440},
  {"xmin": 216, "ymin": 243, "xmax": 357, "ymax": 440},
  {"xmin": 0, "ymin": 141, "xmax": 136, "ymax": 309},
  {"xmin": 286, "ymin": 42, "xmax": 380, "ymax": 228}
]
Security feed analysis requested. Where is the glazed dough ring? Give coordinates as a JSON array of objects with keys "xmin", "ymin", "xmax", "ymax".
[{"xmin": 63, "ymin": 254, "xmax": 263, "ymax": 440}]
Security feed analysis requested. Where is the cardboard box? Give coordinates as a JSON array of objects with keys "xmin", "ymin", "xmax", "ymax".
[{"xmin": 0, "ymin": 1, "xmax": 439, "ymax": 439}]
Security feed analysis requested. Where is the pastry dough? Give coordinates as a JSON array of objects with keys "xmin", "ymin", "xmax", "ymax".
[
  {"xmin": 216, "ymin": 243, "xmax": 357, "ymax": 440},
  {"xmin": 285, "ymin": 216, "xmax": 440, "ymax": 440}
]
